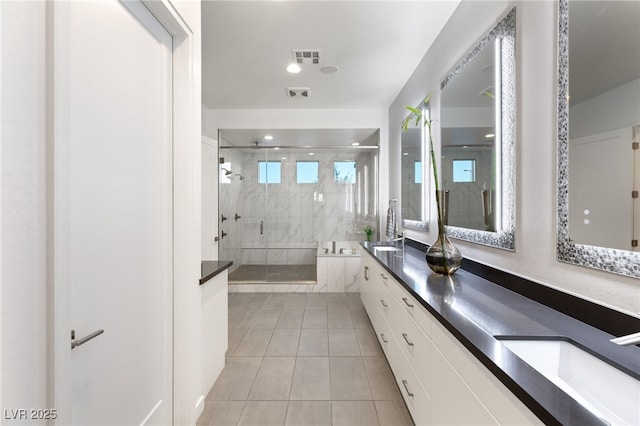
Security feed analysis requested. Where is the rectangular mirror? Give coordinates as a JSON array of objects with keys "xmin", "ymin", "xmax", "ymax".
[
  {"xmin": 402, "ymin": 103, "xmax": 429, "ymax": 231},
  {"xmin": 439, "ymin": 8, "xmax": 516, "ymax": 250},
  {"xmin": 557, "ymin": 0, "xmax": 640, "ymax": 277}
]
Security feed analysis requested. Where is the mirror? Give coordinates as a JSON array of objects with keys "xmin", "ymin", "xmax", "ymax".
[
  {"xmin": 402, "ymin": 103, "xmax": 429, "ymax": 231},
  {"xmin": 439, "ymin": 8, "xmax": 516, "ymax": 250},
  {"xmin": 557, "ymin": 0, "xmax": 640, "ymax": 277}
]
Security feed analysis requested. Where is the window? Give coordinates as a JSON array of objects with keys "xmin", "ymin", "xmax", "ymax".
[
  {"xmin": 414, "ymin": 161, "xmax": 422, "ymax": 184},
  {"xmin": 296, "ymin": 161, "xmax": 319, "ymax": 184},
  {"xmin": 452, "ymin": 159, "xmax": 476, "ymax": 183},
  {"xmin": 258, "ymin": 161, "xmax": 281, "ymax": 184},
  {"xmin": 334, "ymin": 161, "xmax": 356, "ymax": 183}
]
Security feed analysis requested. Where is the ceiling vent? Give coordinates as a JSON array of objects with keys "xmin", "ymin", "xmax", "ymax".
[
  {"xmin": 287, "ymin": 87, "xmax": 310, "ymax": 98},
  {"xmin": 292, "ymin": 49, "xmax": 321, "ymax": 65}
]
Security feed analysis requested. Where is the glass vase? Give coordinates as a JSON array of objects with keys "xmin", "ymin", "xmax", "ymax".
[{"xmin": 425, "ymin": 230, "xmax": 462, "ymax": 275}]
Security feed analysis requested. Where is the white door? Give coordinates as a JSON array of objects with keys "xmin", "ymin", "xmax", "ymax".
[
  {"xmin": 570, "ymin": 127, "xmax": 633, "ymax": 250},
  {"xmin": 56, "ymin": 1, "xmax": 173, "ymax": 424}
]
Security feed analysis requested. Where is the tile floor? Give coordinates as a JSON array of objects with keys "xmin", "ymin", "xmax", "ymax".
[{"xmin": 197, "ymin": 292, "xmax": 414, "ymax": 426}]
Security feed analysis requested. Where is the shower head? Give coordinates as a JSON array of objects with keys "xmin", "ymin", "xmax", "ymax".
[
  {"xmin": 235, "ymin": 174, "xmax": 245, "ymax": 180},
  {"xmin": 221, "ymin": 167, "xmax": 232, "ymax": 176}
]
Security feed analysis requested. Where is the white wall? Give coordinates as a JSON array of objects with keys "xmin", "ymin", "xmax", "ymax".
[
  {"xmin": 570, "ymin": 78, "xmax": 640, "ymax": 138},
  {"xmin": 200, "ymin": 272, "xmax": 228, "ymax": 402},
  {"xmin": 1, "ymin": 0, "xmax": 50, "ymax": 416},
  {"xmin": 390, "ymin": 1, "xmax": 640, "ymax": 317},
  {"xmin": 203, "ymin": 108, "xmax": 389, "ymax": 235}
]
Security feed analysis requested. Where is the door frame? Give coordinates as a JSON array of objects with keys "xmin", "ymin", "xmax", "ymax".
[{"xmin": 50, "ymin": 1, "xmax": 199, "ymax": 424}]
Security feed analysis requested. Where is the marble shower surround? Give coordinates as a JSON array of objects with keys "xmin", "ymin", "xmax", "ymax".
[
  {"xmin": 219, "ymin": 149, "xmax": 377, "ymax": 273},
  {"xmin": 441, "ymin": 148, "xmax": 493, "ymax": 230}
]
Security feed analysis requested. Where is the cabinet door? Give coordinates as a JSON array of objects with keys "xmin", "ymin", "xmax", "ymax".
[
  {"xmin": 431, "ymin": 318, "xmax": 543, "ymax": 425},
  {"xmin": 430, "ymin": 344, "xmax": 498, "ymax": 425},
  {"xmin": 391, "ymin": 337, "xmax": 433, "ymax": 426}
]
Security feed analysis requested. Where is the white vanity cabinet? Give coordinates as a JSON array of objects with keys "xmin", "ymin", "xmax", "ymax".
[{"xmin": 359, "ymin": 250, "xmax": 542, "ymax": 426}]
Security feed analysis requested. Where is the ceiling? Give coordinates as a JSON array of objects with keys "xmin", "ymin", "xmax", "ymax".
[
  {"xmin": 219, "ymin": 128, "xmax": 380, "ymax": 148},
  {"xmin": 569, "ymin": 1, "xmax": 640, "ymax": 105},
  {"xmin": 201, "ymin": 0, "xmax": 461, "ymax": 110}
]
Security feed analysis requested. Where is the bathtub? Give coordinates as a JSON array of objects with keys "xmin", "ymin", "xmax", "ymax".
[{"xmin": 316, "ymin": 241, "xmax": 361, "ymax": 292}]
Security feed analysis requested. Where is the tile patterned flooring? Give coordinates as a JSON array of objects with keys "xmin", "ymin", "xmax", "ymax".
[{"xmin": 197, "ymin": 292, "xmax": 414, "ymax": 426}]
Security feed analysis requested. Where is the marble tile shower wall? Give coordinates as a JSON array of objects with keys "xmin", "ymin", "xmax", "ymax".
[
  {"xmin": 219, "ymin": 150, "xmax": 377, "ymax": 271},
  {"xmin": 441, "ymin": 149, "xmax": 493, "ymax": 230}
]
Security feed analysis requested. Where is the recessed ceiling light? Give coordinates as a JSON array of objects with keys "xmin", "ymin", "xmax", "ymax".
[
  {"xmin": 308, "ymin": 152, "xmax": 315, "ymax": 156},
  {"xmin": 484, "ymin": 133, "xmax": 495, "ymax": 138},
  {"xmin": 273, "ymin": 147, "xmax": 280, "ymax": 150},
  {"xmin": 281, "ymin": 157, "xmax": 287, "ymax": 160},
  {"xmin": 403, "ymin": 152, "xmax": 409, "ymax": 156},
  {"xmin": 286, "ymin": 63, "xmax": 301, "ymax": 74},
  {"xmin": 351, "ymin": 142, "xmax": 360, "ymax": 146},
  {"xmin": 264, "ymin": 135, "xmax": 274, "ymax": 140}
]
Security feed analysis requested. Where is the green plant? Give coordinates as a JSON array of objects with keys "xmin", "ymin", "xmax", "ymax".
[
  {"xmin": 401, "ymin": 94, "xmax": 450, "ymax": 269},
  {"xmin": 363, "ymin": 225, "xmax": 374, "ymax": 242},
  {"xmin": 401, "ymin": 94, "xmax": 444, "ymax": 234}
]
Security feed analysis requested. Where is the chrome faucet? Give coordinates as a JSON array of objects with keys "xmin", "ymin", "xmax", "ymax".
[
  {"xmin": 388, "ymin": 232, "xmax": 405, "ymax": 245},
  {"xmin": 610, "ymin": 331, "xmax": 640, "ymax": 346}
]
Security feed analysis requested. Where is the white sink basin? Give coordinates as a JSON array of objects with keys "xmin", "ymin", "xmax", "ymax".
[
  {"xmin": 500, "ymin": 339, "xmax": 640, "ymax": 425},
  {"xmin": 373, "ymin": 245, "xmax": 402, "ymax": 252}
]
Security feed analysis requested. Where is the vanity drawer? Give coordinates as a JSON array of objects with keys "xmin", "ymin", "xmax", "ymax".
[
  {"xmin": 391, "ymin": 339, "xmax": 432, "ymax": 426},
  {"xmin": 387, "ymin": 300, "xmax": 434, "ymax": 397},
  {"xmin": 387, "ymin": 276, "xmax": 432, "ymax": 337},
  {"xmin": 370, "ymin": 304, "xmax": 394, "ymax": 360},
  {"xmin": 373, "ymin": 274, "xmax": 401, "ymax": 329}
]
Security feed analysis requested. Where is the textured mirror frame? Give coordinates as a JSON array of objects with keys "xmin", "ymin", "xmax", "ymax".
[
  {"xmin": 556, "ymin": 0, "xmax": 640, "ymax": 278},
  {"xmin": 440, "ymin": 7, "xmax": 516, "ymax": 250},
  {"xmin": 403, "ymin": 102, "xmax": 430, "ymax": 232}
]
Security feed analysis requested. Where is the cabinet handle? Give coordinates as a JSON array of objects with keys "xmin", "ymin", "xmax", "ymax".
[
  {"xmin": 380, "ymin": 333, "xmax": 388, "ymax": 343},
  {"xmin": 402, "ymin": 380, "xmax": 415, "ymax": 397},
  {"xmin": 364, "ymin": 266, "xmax": 369, "ymax": 281},
  {"xmin": 380, "ymin": 273, "xmax": 388, "ymax": 280},
  {"xmin": 402, "ymin": 297, "xmax": 414, "ymax": 308},
  {"xmin": 402, "ymin": 333, "xmax": 414, "ymax": 347},
  {"xmin": 380, "ymin": 299, "xmax": 388, "ymax": 308}
]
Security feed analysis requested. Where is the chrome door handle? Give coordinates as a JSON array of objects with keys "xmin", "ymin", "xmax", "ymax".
[
  {"xmin": 260, "ymin": 220, "xmax": 264, "ymax": 235},
  {"xmin": 402, "ymin": 380, "xmax": 414, "ymax": 397},
  {"xmin": 402, "ymin": 297, "xmax": 414, "ymax": 308},
  {"xmin": 402, "ymin": 333, "xmax": 414, "ymax": 347},
  {"xmin": 364, "ymin": 266, "xmax": 369, "ymax": 281},
  {"xmin": 71, "ymin": 329, "xmax": 104, "ymax": 349}
]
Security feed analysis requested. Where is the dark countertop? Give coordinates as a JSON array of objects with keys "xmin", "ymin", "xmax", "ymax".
[
  {"xmin": 200, "ymin": 260, "xmax": 233, "ymax": 285},
  {"xmin": 361, "ymin": 241, "xmax": 640, "ymax": 426}
]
